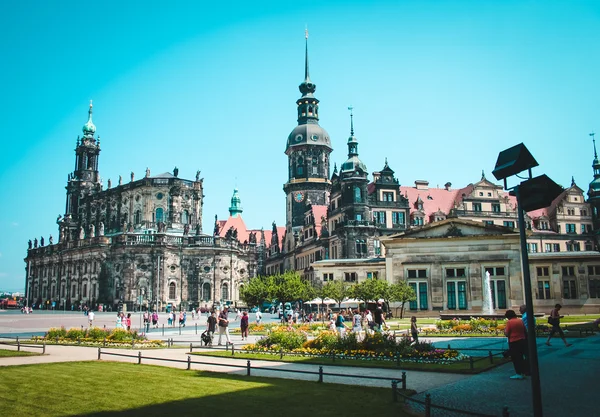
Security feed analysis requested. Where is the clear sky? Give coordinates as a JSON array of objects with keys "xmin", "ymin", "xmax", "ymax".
[{"xmin": 1, "ymin": 0, "xmax": 599, "ymax": 292}]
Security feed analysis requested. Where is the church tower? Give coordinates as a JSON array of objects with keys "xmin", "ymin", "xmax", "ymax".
[
  {"xmin": 283, "ymin": 31, "xmax": 332, "ymax": 253},
  {"xmin": 588, "ymin": 133, "xmax": 600, "ymax": 230},
  {"xmin": 229, "ymin": 188, "xmax": 243, "ymax": 218},
  {"xmin": 63, "ymin": 101, "xmax": 101, "ymax": 237}
]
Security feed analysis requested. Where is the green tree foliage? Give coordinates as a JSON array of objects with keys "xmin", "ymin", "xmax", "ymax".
[
  {"xmin": 322, "ymin": 280, "xmax": 353, "ymax": 309},
  {"xmin": 270, "ymin": 271, "xmax": 312, "ymax": 306},
  {"xmin": 239, "ymin": 275, "xmax": 273, "ymax": 308},
  {"xmin": 383, "ymin": 281, "xmax": 416, "ymax": 319},
  {"xmin": 349, "ymin": 278, "xmax": 387, "ymax": 308}
]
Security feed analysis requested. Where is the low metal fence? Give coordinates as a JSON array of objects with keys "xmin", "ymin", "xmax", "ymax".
[{"xmin": 0, "ymin": 337, "xmax": 46, "ymax": 354}]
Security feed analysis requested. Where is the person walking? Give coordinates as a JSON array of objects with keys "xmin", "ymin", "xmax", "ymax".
[
  {"xmin": 240, "ymin": 311, "xmax": 249, "ymax": 341},
  {"xmin": 365, "ymin": 310, "xmax": 374, "ymax": 335},
  {"xmin": 373, "ymin": 302, "xmax": 386, "ymax": 333},
  {"xmin": 546, "ymin": 304, "xmax": 572, "ymax": 347},
  {"xmin": 116, "ymin": 313, "xmax": 123, "ymax": 329},
  {"xmin": 88, "ymin": 310, "xmax": 95, "ymax": 327},
  {"xmin": 206, "ymin": 311, "xmax": 217, "ymax": 346},
  {"xmin": 125, "ymin": 313, "xmax": 132, "ymax": 331},
  {"xmin": 352, "ymin": 309, "xmax": 362, "ymax": 339},
  {"xmin": 519, "ymin": 304, "xmax": 536, "ymax": 332},
  {"xmin": 255, "ymin": 309, "xmax": 262, "ymax": 324},
  {"xmin": 335, "ymin": 312, "xmax": 347, "ymax": 337},
  {"xmin": 152, "ymin": 311, "xmax": 159, "ymax": 328},
  {"xmin": 410, "ymin": 316, "xmax": 419, "ymax": 344},
  {"xmin": 217, "ymin": 307, "xmax": 231, "ymax": 345},
  {"xmin": 504, "ymin": 309, "xmax": 528, "ymax": 380}
]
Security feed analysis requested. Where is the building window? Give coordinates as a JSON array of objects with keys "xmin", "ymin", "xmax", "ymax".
[
  {"xmin": 366, "ymin": 271, "xmax": 379, "ymax": 280},
  {"xmin": 537, "ymin": 266, "xmax": 549, "ymax": 277},
  {"xmin": 134, "ymin": 210, "xmax": 142, "ymax": 225},
  {"xmin": 355, "ymin": 239, "xmax": 367, "ymax": 256},
  {"xmin": 169, "ymin": 282, "xmax": 176, "ymax": 299},
  {"xmin": 563, "ymin": 280, "xmax": 577, "ymax": 299},
  {"xmin": 566, "ymin": 223, "xmax": 576, "ymax": 234},
  {"xmin": 392, "ymin": 212, "xmax": 405, "ymax": 226},
  {"xmin": 156, "ymin": 208, "xmax": 164, "ymax": 223},
  {"xmin": 562, "ymin": 266, "xmax": 575, "ymax": 276},
  {"xmin": 82, "ymin": 283, "xmax": 87, "ymax": 298},
  {"xmin": 413, "ymin": 217, "xmax": 424, "ymax": 226},
  {"xmin": 354, "ymin": 186, "xmax": 362, "ymax": 203},
  {"xmin": 566, "ymin": 241, "xmax": 580, "ymax": 252},
  {"xmin": 297, "ymin": 157, "xmax": 304, "ymax": 176},
  {"xmin": 72, "ymin": 285, "xmax": 76, "ymax": 297},
  {"xmin": 447, "ymin": 281, "xmax": 467, "ymax": 310},
  {"xmin": 355, "ymin": 214, "xmax": 362, "ymax": 221},
  {"xmin": 409, "ymin": 282, "xmax": 428, "ymax": 311},
  {"xmin": 590, "ymin": 279, "xmax": 600, "ymax": 298},
  {"xmin": 202, "ymin": 283, "xmax": 210, "ymax": 301},
  {"xmin": 383, "ymin": 192, "xmax": 394, "ymax": 202},
  {"xmin": 408, "ymin": 269, "xmax": 427, "ymax": 279},
  {"xmin": 472, "ymin": 203, "xmax": 482, "ymax": 212},
  {"xmin": 221, "ymin": 283, "xmax": 229, "ymax": 301},
  {"xmin": 581, "ymin": 209, "xmax": 588, "ymax": 216},
  {"xmin": 446, "ymin": 268, "xmax": 466, "ymax": 278},
  {"xmin": 544, "ymin": 243, "xmax": 551, "ymax": 252},
  {"xmin": 374, "ymin": 240, "xmax": 381, "ymax": 256},
  {"xmin": 344, "ymin": 272, "xmax": 357, "ymax": 282},
  {"xmin": 553, "ymin": 243, "xmax": 561, "ymax": 252},
  {"xmin": 181, "ymin": 210, "xmax": 189, "ymax": 225},
  {"xmin": 527, "ymin": 243, "xmax": 538, "ymax": 253},
  {"xmin": 323, "ymin": 273, "xmax": 333, "ymax": 282},
  {"xmin": 537, "ymin": 281, "xmax": 551, "ymax": 299},
  {"xmin": 484, "ymin": 220, "xmax": 494, "ymax": 226},
  {"xmin": 503, "ymin": 221, "xmax": 515, "ymax": 228},
  {"xmin": 492, "ymin": 203, "xmax": 501, "ymax": 213},
  {"xmin": 490, "ymin": 280, "xmax": 507, "ymax": 309},
  {"xmin": 373, "ymin": 211, "xmax": 386, "ymax": 225}
]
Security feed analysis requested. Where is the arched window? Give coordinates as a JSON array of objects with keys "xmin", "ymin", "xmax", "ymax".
[
  {"xmin": 296, "ymin": 158, "xmax": 304, "ymax": 176},
  {"xmin": 202, "ymin": 283, "xmax": 211, "ymax": 301},
  {"xmin": 156, "ymin": 208, "xmax": 164, "ymax": 223},
  {"xmin": 308, "ymin": 106, "xmax": 313, "ymax": 114},
  {"xmin": 181, "ymin": 210, "xmax": 189, "ymax": 225},
  {"xmin": 168, "ymin": 282, "xmax": 176, "ymax": 299},
  {"xmin": 354, "ymin": 186, "xmax": 362, "ymax": 203},
  {"xmin": 221, "ymin": 283, "xmax": 229, "ymax": 301},
  {"xmin": 134, "ymin": 210, "xmax": 141, "ymax": 225}
]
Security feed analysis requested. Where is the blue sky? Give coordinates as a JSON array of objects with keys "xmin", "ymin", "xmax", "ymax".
[{"xmin": 1, "ymin": 0, "xmax": 599, "ymax": 292}]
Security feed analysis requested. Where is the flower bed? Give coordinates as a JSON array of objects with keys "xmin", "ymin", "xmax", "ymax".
[
  {"xmin": 32, "ymin": 326, "xmax": 166, "ymax": 348},
  {"xmin": 430, "ymin": 317, "xmax": 507, "ymax": 335},
  {"xmin": 241, "ymin": 329, "xmax": 464, "ymax": 364}
]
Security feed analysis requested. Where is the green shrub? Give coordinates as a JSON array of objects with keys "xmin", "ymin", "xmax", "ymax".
[
  {"xmin": 87, "ymin": 327, "xmax": 110, "ymax": 340},
  {"xmin": 256, "ymin": 329, "xmax": 307, "ymax": 350},
  {"xmin": 65, "ymin": 328, "xmax": 86, "ymax": 340},
  {"xmin": 107, "ymin": 329, "xmax": 134, "ymax": 342},
  {"xmin": 47, "ymin": 327, "xmax": 67, "ymax": 338}
]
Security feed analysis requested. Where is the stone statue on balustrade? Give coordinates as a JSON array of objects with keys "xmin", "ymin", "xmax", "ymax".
[
  {"xmin": 28, "ymin": 239, "xmax": 32, "ymax": 249},
  {"xmin": 49, "ymin": 235, "xmax": 53, "ymax": 245},
  {"xmin": 79, "ymin": 227, "xmax": 85, "ymax": 240},
  {"xmin": 34, "ymin": 238, "xmax": 38, "ymax": 248},
  {"xmin": 183, "ymin": 224, "xmax": 190, "ymax": 236},
  {"xmin": 40, "ymin": 236, "xmax": 44, "ymax": 247},
  {"xmin": 89, "ymin": 223, "xmax": 95, "ymax": 238},
  {"xmin": 99, "ymin": 222, "xmax": 105, "ymax": 236}
]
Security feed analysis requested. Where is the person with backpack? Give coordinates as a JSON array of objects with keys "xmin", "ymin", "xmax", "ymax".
[
  {"xmin": 206, "ymin": 311, "xmax": 217, "ymax": 346},
  {"xmin": 546, "ymin": 304, "xmax": 572, "ymax": 347}
]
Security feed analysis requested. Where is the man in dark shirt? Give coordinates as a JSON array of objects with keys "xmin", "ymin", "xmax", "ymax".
[
  {"xmin": 217, "ymin": 307, "xmax": 231, "ymax": 345},
  {"xmin": 206, "ymin": 311, "xmax": 217, "ymax": 346},
  {"xmin": 374, "ymin": 302, "xmax": 386, "ymax": 333}
]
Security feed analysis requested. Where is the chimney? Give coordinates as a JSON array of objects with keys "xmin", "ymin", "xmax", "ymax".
[
  {"xmin": 444, "ymin": 182, "xmax": 452, "ymax": 191},
  {"xmin": 415, "ymin": 180, "xmax": 429, "ymax": 191}
]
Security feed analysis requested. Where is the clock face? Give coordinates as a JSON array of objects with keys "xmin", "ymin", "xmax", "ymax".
[{"xmin": 294, "ymin": 191, "xmax": 305, "ymax": 203}]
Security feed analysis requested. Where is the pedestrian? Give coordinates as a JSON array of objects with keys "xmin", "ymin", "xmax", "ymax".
[
  {"xmin": 411, "ymin": 316, "xmax": 419, "ymax": 344},
  {"xmin": 373, "ymin": 302, "xmax": 386, "ymax": 333},
  {"xmin": 126, "ymin": 313, "xmax": 132, "ymax": 331},
  {"xmin": 152, "ymin": 311, "xmax": 159, "ymax": 328},
  {"xmin": 143, "ymin": 311, "xmax": 150, "ymax": 330},
  {"xmin": 255, "ymin": 309, "xmax": 262, "ymax": 324},
  {"xmin": 546, "ymin": 304, "xmax": 572, "ymax": 347},
  {"xmin": 88, "ymin": 310, "xmax": 95, "ymax": 327},
  {"xmin": 182, "ymin": 311, "xmax": 187, "ymax": 327},
  {"xmin": 519, "ymin": 305, "xmax": 536, "ymax": 332},
  {"xmin": 352, "ymin": 309, "xmax": 362, "ymax": 338},
  {"xmin": 217, "ymin": 307, "xmax": 231, "ymax": 345},
  {"xmin": 235, "ymin": 309, "xmax": 242, "ymax": 321},
  {"xmin": 191, "ymin": 309, "xmax": 196, "ymax": 320},
  {"xmin": 335, "ymin": 312, "xmax": 347, "ymax": 337},
  {"xmin": 179, "ymin": 311, "xmax": 184, "ymax": 327},
  {"xmin": 365, "ymin": 310, "xmax": 374, "ymax": 334},
  {"xmin": 206, "ymin": 311, "xmax": 217, "ymax": 346},
  {"xmin": 116, "ymin": 313, "xmax": 123, "ymax": 329},
  {"xmin": 167, "ymin": 312, "xmax": 173, "ymax": 327},
  {"xmin": 241, "ymin": 311, "xmax": 249, "ymax": 341},
  {"xmin": 504, "ymin": 309, "xmax": 528, "ymax": 380}
]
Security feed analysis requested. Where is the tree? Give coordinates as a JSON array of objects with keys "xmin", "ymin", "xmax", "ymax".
[
  {"xmin": 350, "ymin": 278, "xmax": 387, "ymax": 310},
  {"xmin": 383, "ymin": 281, "xmax": 416, "ymax": 319},
  {"xmin": 239, "ymin": 275, "xmax": 273, "ymax": 309},
  {"xmin": 269, "ymin": 271, "xmax": 312, "ymax": 309},
  {"xmin": 322, "ymin": 280, "xmax": 353, "ymax": 310}
]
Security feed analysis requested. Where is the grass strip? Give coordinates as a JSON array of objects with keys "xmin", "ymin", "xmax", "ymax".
[
  {"xmin": 0, "ymin": 349, "xmax": 40, "ymax": 358},
  {"xmin": 0, "ymin": 361, "xmax": 413, "ymax": 416}
]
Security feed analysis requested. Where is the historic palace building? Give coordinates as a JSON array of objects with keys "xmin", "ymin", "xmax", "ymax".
[
  {"xmin": 24, "ymin": 103, "xmax": 266, "ymax": 312},
  {"xmin": 263, "ymin": 36, "xmax": 600, "ymax": 314}
]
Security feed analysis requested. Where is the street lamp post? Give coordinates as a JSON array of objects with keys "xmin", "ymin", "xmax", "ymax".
[{"xmin": 493, "ymin": 143, "xmax": 563, "ymax": 417}]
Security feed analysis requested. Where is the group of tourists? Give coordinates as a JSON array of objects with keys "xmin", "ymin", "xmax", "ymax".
[
  {"xmin": 327, "ymin": 302, "xmax": 390, "ymax": 339},
  {"xmin": 115, "ymin": 312, "xmax": 132, "ymax": 330},
  {"xmin": 504, "ymin": 303, "xmax": 572, "ymax": 380}
]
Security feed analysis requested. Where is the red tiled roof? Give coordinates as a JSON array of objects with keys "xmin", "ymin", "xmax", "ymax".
[
  {"xmin": 311, "ymin": 205, "xmax": 328, "ymax": 237},
  {"xmin": 399, "ymin": 185, "xmax": 461, "ymax": 219},
  {"xmin": 217, "ymin": 215, "xmax": 284, "ymax": 248}
]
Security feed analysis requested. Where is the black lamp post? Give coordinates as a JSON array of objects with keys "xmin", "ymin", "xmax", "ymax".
[{"xmin": 493, "ymin": 143, "xmax": 563, "ymax": 417}]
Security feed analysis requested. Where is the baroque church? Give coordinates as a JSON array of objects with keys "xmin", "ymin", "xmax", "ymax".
[
  {"xmin": 24, "ymin": 102, "xmax": 267, "ymax": 312},
  {"xmin": 26, "ymin": 35, "xmax": 600, "ymax": 314}
]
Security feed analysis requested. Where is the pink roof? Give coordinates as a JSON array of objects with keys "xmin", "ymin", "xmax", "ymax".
[
  {"xmin": 217, "ymin": 215, "xmax": 284, "ymax": 248},
  {"xmin": 399, "ymin": 185, "xmax": 461, "ymax": 219},
  {"xmin": 311, "ymin": 205, "xmax": 328, "ymax": 237}
]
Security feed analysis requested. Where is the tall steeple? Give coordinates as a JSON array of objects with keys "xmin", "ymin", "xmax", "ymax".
[
  {"xmin": 229, "ymin": 188, "xmax": 243, "ymax": 217},
  {"xmin": 587, "ymin": 132, "xmax": 600, "ymax": 230},
  {"xmin": 340, "ymin": 107, "xmax": 367, "ymax": 175}
]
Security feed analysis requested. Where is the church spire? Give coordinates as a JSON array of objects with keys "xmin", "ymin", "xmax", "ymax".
[
  {"xmin": 82, "ymin": 100, "xmax": 96, "ymax": 138},
  {"xmin": 298, "ymin": 29, "xmax": 316, "ymax": 100},
  {"xmin": 591, "ymin": 132, "xmax": 600, "ymax": 180},
  {"xmin": 304, "ymin": 28, "xmax": 310, "ymax": 83},
  {"xmin": 229, "ymin": 188, "xmax": 243, "ymax": 217},
  {"xmin": 347, "ymin": 106, "xmax": 358, "ymax": 157}
]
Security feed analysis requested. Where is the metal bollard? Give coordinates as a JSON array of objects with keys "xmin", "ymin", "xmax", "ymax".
[
  {"xmin": 231, "ymin": 344, "xmax": 235, "ymax": 356},
  {"xmin": 489, "ymin": 350, "xmax": 494, "ymax": 364},
  {"xmin": 318, "ymin": 366, "xmax": 323, "ymax": 383},
  {"xmin": 104, "ymin": 337, "xmax": 107, "ymax": 347},
  {"xmin": 179, "ymin": 325, "xmax": 181, "ymax": 335},
  {"xmin": 97, "ymin": 347, "xmax": 101, "ymax": 360},
  {"xmin": 502, "ymin": 406, "xmax": 510, "ymax": 417},
  {"xmin": 56, "ymin": 336, "xmax": 59, "ymax": 344},
  {"xmin": 391, "ymin": 380, "xmax": 398, "ymax": 402},
  {"xmin": 132, "ymin": 338, "xmax": 135, "ymax": 349},
  {"xmin": 138, "ymin": 351, "xmax": 142, "ymax": 364},
  {"xmin": 447, "ymin": 343, "xmax": 451, "ymax": 350},
  {"xmin": 43, "ymin": 342, "xmax": 46, "ymax": 354},
  {"xmin": 469, "ymin": 356, "xmax": 474, "ymax": 370},
  {"xmin": 162, "ymin": 324, "xmax": 164, "ymax": 336},
  {"xmin": 190, "ymin": 343, "xmax": 193, "ymax": 353},
  {"xmin": 247, "ymin": 360, "xmax": 251, "ymax": 376},
  {"xmin": 424, "ymin": 394, "xmax": 431, "ymax": 417},
  {"xmin": 280, "ymin": 349, "xmax": 283, "ymax": 359},
  {"xmin": 17, "ymin": 338, "xmax": 20, "ymax": 352},
  {"xmin": 78, "ymin": 337, "xmax": 81, "ymax": 345},
  {"xmin": 402, "ymin": 371, "xmax": 407, "ymax": 390},
  {"xmin": 195, "ymin": 323, "xmax": 197, "ymax": 335},
  {"xmin": 187, "ymin": 355, "xmax": 191, "ymax": 370}
]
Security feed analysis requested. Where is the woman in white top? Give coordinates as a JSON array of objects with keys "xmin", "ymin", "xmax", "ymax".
[{"xmin": 352, "ymin": 310, "xmax": 363, "ymax": 340}]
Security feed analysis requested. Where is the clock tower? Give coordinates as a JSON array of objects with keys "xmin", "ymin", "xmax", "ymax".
[{"xmin": 283, "ymin": 31, "xmax": 332, "ymax": 253}]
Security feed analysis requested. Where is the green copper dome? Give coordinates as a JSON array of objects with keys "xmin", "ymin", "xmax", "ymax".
[{"xmin": 82, "ymin": 101, "xmax": 96, "ymax": 136}]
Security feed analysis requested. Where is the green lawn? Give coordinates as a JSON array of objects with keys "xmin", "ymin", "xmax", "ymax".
[
  {"xmin": 0, "ymin": 349, "xmax": 40, "ymax": 358},
  {"xmin": 0, "ymin": 362, "xmax": 412, "ymax": 416},
  {"xmin": 192, "ymin": 350, "xmax": 509, "ymax": 374}
]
